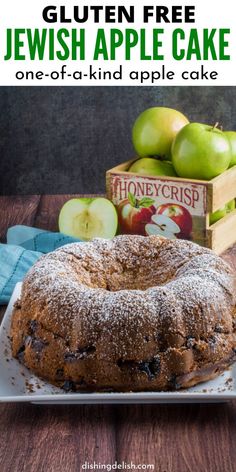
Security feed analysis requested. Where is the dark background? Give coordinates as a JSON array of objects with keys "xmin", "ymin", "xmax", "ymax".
[{"xmin": 0, "ymin": 86, "xmax": 235, "ymax": 194}]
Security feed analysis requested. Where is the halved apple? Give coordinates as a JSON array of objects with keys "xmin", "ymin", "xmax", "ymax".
[{"xmin": 59, "ymin": 197, "xmax": 118, "ymax": 241}]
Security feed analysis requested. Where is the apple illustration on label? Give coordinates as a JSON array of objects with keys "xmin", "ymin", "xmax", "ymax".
[
  {"xmin": 132, "ymin": 107, "xmax": 189, "ymax": 160},
  {"xmin": 146, "ymin": 215, "xmax": 180, "ymax": 239},
  {"xmin": 58, "ymin": 197, "xmax": 118, "ymax": 241},
  {"xmin": 172, "ymin": 123, "xmax": 231, "ymax": 180},
  {"xmin": 224, "ymin": 131, "xmax": 236, "ymax": 167},
  {"xmin": 118, "ymin": 192, "xmax": 156, "ymax": 235},
  {"xmin": 128, "ymin": 157, "xmax": 177, "ymax": 177},
  {"xmin": 155, "ymin": 203, "xmax": 192, "ymax": 239}
]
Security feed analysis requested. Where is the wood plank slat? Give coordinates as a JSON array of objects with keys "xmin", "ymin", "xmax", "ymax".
[
  {"xmin": 115, "ymin": 403, "xmax": 236, "ymax": 472},
  {"xmin": 207, "ymin": 209, "xmax": 236, "ymax": 254},
  {"xmin": 0, "ymin": 196, "xmax": 41, "ymax": 242},
  {"xmin": 211, "ymin": 165, "xmax": 236, "ymax": 213},
  {"xmin": 0, "ymin": 404, "xmax": 116, "ymax": 472},
  {"xmin": 0, "ymin": 195, "xmax": 41, "ymax": 323}
]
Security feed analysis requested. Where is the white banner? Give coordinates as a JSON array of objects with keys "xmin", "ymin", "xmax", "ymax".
[{"xmin": 0, "ymin": 0, "xmax": 235, "ymax": 85}]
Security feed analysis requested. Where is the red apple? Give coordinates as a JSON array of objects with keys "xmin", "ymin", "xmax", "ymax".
[
  {"xmin": 118, "ymin": 192, "xmax": 156, "ymax": 235},
  {"xmin": 156, "ymin": 203, "xmax": 192, "ymax": 239}
]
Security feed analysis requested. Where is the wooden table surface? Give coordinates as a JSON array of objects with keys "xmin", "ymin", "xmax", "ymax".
[{"xmin": 1, "ymin": 195, "xmax": 236, "ymax": 472}]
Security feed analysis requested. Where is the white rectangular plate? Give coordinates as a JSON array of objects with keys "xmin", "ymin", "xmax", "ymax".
[{"xmin": 0, "ymin": 283, "xmax": 235, "ymax": 404}]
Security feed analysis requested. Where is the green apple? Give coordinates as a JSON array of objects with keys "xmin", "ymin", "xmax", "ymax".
[
  {"xmin": 224, "ymin": 131, "xmax": 236, "ymax": 167},
  {"xmin": 209, "ymin": 206, "xmax": 227, "ymax": 225},
  {"xmin": 132, "ymin": 107, "xmax": 189, "ymax": 160},
  {"xmin": 209, "ymin": 199, "xmax": 235, "ymax": 225},
  {"xmin": 226, "ymin": 199, "xmax": 235, "ymax": 212},
  {"xmin": 128, "ymin": 157, "xmax": 177, "ymax": 177},
  {"xmin": 58, "ymin": 197, "xmax": 118, "ymax": 241},
  {"xmin": 172, "ymin": 123, "xmax": 231, "ymax": 180}
]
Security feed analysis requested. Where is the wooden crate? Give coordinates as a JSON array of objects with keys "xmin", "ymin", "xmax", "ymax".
[{"xmin": 106, "ymin": 159, "xmax": 236, "ymax": 254}]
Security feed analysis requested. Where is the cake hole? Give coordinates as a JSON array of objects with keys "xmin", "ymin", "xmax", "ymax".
[
  {"xmin": 117, "ymin": 357, "xmax": 161, "ymax": 380},
  {"xmin": 29, "ymin": 320, "xmax": 38, "ymax": 334},
  {"xmin": 31, "ymin": 337, "xmax": 48, "ymax": 353},
  {"xmin": 77, "ymin": 377, "xmax": 86, "ymax": 386},
  {"xmin": 139, "ymin": 358, "xmax": 161, "ymax": 380},
  {"xmin": 214, "ymin": 324, "xmax": 224, "ymax": 334},
  {"xmin": 56, "ymin": 368, "xmax": 64, "ymax": 379},
  {"xmin": 186, "ymin": 336, "xmax": 196, "ymax": 348},
  {"xmin": 77, "ymin": 345, "xmax": 96, "ymax": 357},
  {"xmin": 117, "ymin": 359, "xmax": 132, "ymax": 369},
  {"xmin": 169, "ymin": 374, "xmax": 178, "ymax": 389},
  {"xmin": 62, "ymin": 380, "xmax": 76, "ymax": 392},
  {"xmin": 14, "ymin": 300, "xmax": 21, "ymax": 310},
  {"xmin": 64, "ymin": 352, "xmax": 77, "ymax": 363},
  {"xmin": 65, "ymin": 345, "xmax": 96, "ymax": 362},
  {"xmin": 16, "ymin": 345, "xmax": 25, "ymax": 362}
]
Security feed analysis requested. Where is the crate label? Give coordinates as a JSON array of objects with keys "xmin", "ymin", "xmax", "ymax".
[
  {"xmin": 111, "ymin": 174, "xmax": 207, "ymax": 216},
  {"xmin": 108, "ymin": 172, "xmax": 208, "ymax": 243}
]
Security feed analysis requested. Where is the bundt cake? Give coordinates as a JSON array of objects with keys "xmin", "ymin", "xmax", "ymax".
[{"xmin": 10, "ymin": 235, "xmax": 236, "ymax": 392}]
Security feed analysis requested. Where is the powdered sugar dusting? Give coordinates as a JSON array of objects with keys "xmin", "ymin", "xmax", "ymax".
[{"xmin": 20, "ymin": 235, "xmax": 235, "ymax": 347}]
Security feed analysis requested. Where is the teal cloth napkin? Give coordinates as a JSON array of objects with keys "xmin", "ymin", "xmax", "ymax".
[{"xmin": 0, "ymin": 225, "xmax": 81, "ymax": 305}]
